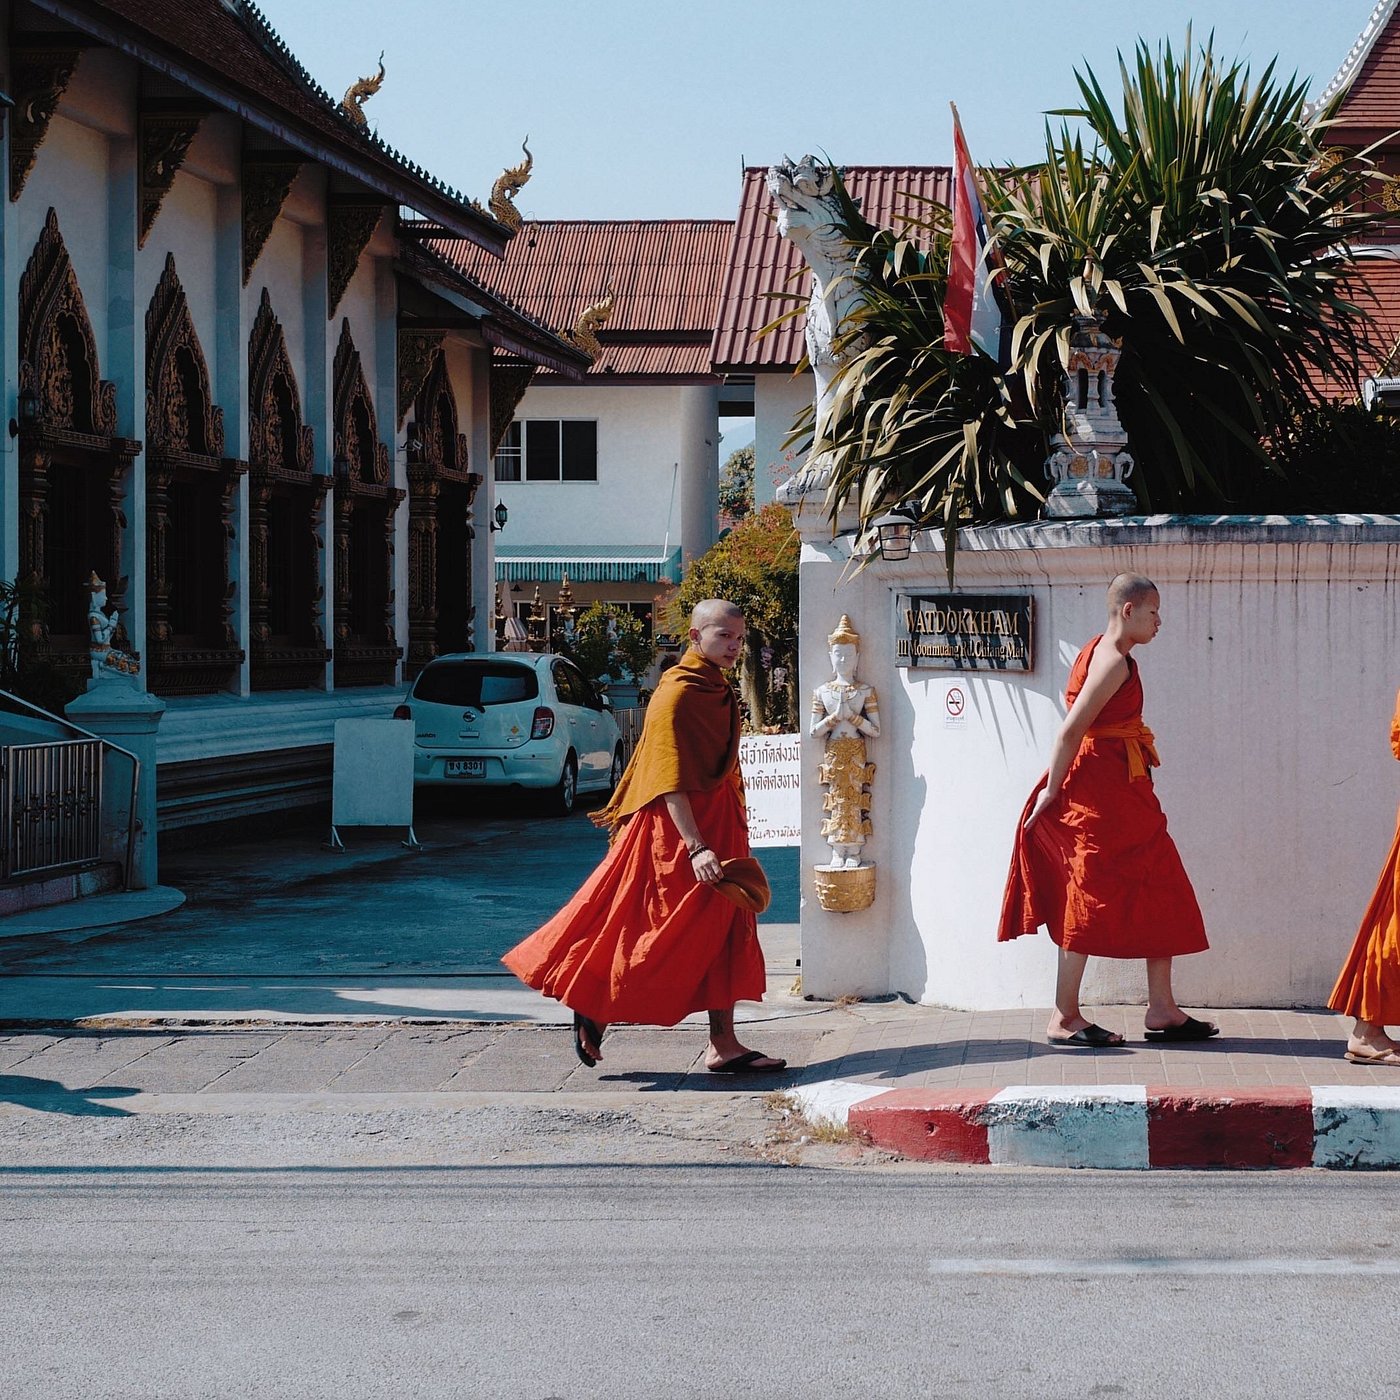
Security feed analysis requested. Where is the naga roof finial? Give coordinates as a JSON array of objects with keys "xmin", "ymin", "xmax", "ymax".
[
  {"xmin": 489, "ymin": 139, "xmax": 533, "ymax": 233},
  {"xmin": 341, "ymin": 51, "xmax": 385, "ymax": 128},
  {"xmin": 570, "ymin": 285, "xmax": 615, "ymax": 363}
]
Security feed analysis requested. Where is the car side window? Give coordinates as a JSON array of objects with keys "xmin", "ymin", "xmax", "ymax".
[
  {"xmin": 552, "ymin": 663, "xmax": 580, "ymax": 706},
  {"xmin": 570, "ymin": 666, "xmax": 602, "ymax": 711}
]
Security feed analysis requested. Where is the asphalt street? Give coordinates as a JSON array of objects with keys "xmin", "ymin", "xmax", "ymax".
[{"xmin": 4, "ymin": 1164, "xmax": 1399, "ymax": 1399}]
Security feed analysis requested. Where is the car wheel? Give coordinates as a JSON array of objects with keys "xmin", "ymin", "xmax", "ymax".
[
  {"xmin": 607, "ymin": 746, "xmax": 624, "ymax": 795},
  {"xmin": 547, "ymin": 753, "xmax": 578, "ymax": 817}
]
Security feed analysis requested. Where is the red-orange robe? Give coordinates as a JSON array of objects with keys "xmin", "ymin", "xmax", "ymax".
[
  {"xmin": 1329, "ymin": 692, "xmax": 1400, "ymax": 1026},
  {"xmin": 501, "ymin": 650, "xmax": 765, "ymax": 1026},
  {"xmin": 997, "ymin": 635, "xmax": 1208, "ymax": 959}
]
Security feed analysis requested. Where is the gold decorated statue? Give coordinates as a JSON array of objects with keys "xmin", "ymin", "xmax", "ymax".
[{"xmin": 811, "ymin": 615, "xmax": 879, "ymax": 870}]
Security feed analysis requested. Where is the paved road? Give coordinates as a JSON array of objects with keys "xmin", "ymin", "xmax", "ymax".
[{"xmin": 4, "ymin": 1163, "xmax": 1398, "ymax": 1399}]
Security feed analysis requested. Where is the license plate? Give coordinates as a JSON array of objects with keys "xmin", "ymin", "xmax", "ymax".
[{"xmin": 444, "ymin": 758, "xmax": 485, "ymax": 778}]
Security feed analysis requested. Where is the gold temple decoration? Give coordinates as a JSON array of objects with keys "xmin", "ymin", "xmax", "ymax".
[
  {"xmin": 1382, "ymin": 177, "xmax": 1400, "ymax": 214},
  {"xmin": 810, "ymin": 614, "xmax": 880, "ymax": 913},
  {"xmin": 489, "ymin": 139, "xmax": 533, "ymax": 233},
  {"xmin": 570, "ymin": 285, "xmax": 616, "ymax": 363},
  {"xmin": 341, "ymin": 52, "xmax": 385, "ymax": 128}
]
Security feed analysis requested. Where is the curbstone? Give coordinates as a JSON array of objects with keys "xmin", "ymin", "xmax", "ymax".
[
  {"xmin": 1148, "ymin": 1088, "xmax": 1313, "ymax": 1170},
  {"xmin": 826, "ymin": 1082, "xmax": 1400, "ymax": 1170},
  {"xmin": 987, "ymin": 1085, "xmax": 1149, "ymax": 1170},
  {"xmin": 848, "ymin": 1089, "xmax": 993, "ymax": 1164},
  {"xmin": 1312, "ymin": 1086, "xmax": 1400, "ymax": 1169}
]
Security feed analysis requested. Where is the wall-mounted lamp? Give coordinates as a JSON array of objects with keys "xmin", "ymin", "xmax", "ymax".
[
  {"xmin": 871, "ymin": 505, "xmax": 918, "ymax": 562},
  {"xmin": 490, "ymin": 499, "xmax": 509, "ymax": 532},
  {"xmin": 9, "ymin": 385, "xmax": 39, "ymax": 438}
]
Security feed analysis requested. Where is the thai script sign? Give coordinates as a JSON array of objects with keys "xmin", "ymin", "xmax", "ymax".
[
  {"xmin": 739, "ymin": 733, "xmax": 800, "ymax": 847},
  {"xmin": 895, "ymin": 593, "xmax": 1034, "ymax": 671}
]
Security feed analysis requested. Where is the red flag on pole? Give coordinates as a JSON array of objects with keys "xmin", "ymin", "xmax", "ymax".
[{"xmin": 944, "ymin": 105, "xmax": 1007, "ymax": 360}]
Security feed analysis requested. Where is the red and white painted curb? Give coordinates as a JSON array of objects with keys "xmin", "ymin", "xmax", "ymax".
[{"xmin": 792, "ymin": 1080, "xmax": 1400, "ymax": 1170}]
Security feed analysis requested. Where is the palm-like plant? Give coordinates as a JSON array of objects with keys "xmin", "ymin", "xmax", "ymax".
[
  {"xmin": 795, "ymin": 33, "xmax": 1389, "ymax": 547},
  {"xmin": 994, "ymin": 34, "xmax": 1386, "ymax": 508}
]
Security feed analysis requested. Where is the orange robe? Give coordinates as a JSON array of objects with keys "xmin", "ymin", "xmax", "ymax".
[
  {"xmin": 1328, "ymin": 692, "xmax": 1400, "ymax": 1025},
  {"xmin": 997, "ymin": 635, "xmax": 1207, "ymax": 959},
  {"xmin": 501, "ymin": 651, "xmax": 765, "ymax": 1026}
]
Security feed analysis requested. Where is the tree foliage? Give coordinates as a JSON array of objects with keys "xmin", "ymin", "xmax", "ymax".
[
  {"xmin": 719, "ymin": 443, "xmax": 756, "ymax": 523},
  {"xmin": 567, "ymin": 602, "xmax": 657, "ymax": 690},
  {"xmin": 672, "ymin": 503, "xmax": 799, "ymax": 729}
]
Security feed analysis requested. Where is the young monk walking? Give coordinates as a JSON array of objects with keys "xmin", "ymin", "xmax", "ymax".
[
  {"xmin": 502, "ymin": 599, "xmax": 786, "ymax": 1074},
  {"xmin": 997, "ymin": 574, "xmax": 1217, "ymax": 1047},
  {"xmin": 1327, "ymin": 690, "xmax": 1400, "ymax": 1066}
]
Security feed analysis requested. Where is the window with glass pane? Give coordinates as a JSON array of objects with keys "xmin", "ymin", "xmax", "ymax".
[
  {"xmin": 561, "ymin": 421, "xmax": 598, "ymax": 481},
  {"xmin": 525, "ymin": 420, "xmax": 561, "ymax": 480},
  {"xmin": 494, "ymin": 421, "xmax": 522, "ymax": 481}
]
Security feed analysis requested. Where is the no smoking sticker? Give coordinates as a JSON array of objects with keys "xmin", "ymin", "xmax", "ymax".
[{"xmin": 944, "ymin": 685, "xmax": 967, "ymax": 729}]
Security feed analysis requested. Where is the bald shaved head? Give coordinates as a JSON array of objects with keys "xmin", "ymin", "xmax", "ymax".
[
  {"xmin": 690, "ymin": 598, "xmax": 744, "ymax": 631},
  {"xmin": 1107, "ymin": 573, "xmax": 1157, "ymax": 613}
]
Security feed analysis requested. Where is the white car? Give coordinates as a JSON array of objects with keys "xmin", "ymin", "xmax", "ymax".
[{"xmin": 394, "ymin": 652, "xmax": 624, "ymax": 816}]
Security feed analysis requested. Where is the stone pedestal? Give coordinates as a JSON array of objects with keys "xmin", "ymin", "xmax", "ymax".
[{"xmin": 67, "ymin": 673, "xmax": 166, "ymax": 890}]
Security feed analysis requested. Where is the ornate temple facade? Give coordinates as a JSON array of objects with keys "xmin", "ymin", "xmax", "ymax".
[{"xmin": 0, "ymin": 0, "xmax": 588, "ymax": 830}]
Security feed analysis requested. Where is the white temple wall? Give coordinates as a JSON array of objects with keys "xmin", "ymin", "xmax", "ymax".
[
  {"xmin": 793, "ymin": 515, "xmax": 1400, "ymax": 1011},
  {"xmin": 21, "ymin": 115, "xmax": 112, "ymax": 352},
  {"xmin": 502, "ymin": 383, "xmax": 707, "ymax": 553}
]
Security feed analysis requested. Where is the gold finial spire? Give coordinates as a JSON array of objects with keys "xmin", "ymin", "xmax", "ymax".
[
  {"xmin": 827, "ymin": 614, "xmax": 860, "ymax": 647},
  {"xmin": 571, "ymin": 285, "xmax": 616, "ymax": 362},
  {"xmin": 489, "ymin": 139, "xmax": 533, "ymax": 233},
  {"xmin": 341, "ymin": 52, "xmax": 385, "ymax": 128}
]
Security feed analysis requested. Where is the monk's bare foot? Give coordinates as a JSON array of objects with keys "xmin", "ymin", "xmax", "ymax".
[
  {"xmin": 1047, "ymin": 1014, "xmax": 1106, "ymax": 1039},
  {"xmin": 572, "ymin": 1014, "xmax": 607, "ymax": 1065},
  {"xmin": 1144, "ymin": 1005, "xmax": 1218, "ymax": 1036},
  {"xmin": 705, "ymin": 1047, "xmax": 788, "ymax": 1074},
  {"xmin": 1347, "ymin": 1021, "xmax": 1400, "ymax": 1062}
]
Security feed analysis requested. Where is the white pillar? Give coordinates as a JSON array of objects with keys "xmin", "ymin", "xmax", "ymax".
[{"xmin": 677, "ymin": 383, "xmax": 720, "ymax": 564}]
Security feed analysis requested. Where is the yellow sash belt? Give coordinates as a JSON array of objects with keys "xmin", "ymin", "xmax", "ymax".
[{"xmin": 1087, "ymin": 721, "xmax": 1159, "ymax": 781}]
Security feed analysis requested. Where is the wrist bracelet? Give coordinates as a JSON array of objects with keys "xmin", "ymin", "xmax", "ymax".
[{"xmin": 688, "ymin": 844, "xmax": 709, "ymax": 858}]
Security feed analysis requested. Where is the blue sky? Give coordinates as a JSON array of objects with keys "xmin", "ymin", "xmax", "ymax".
[{"xmin": 261, "ymin": 0, "xmax": 1376, "ymax": 220}]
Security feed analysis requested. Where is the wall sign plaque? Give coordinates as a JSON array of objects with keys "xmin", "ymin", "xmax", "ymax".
[{"xmin": 895, "ymin": 593, "xmax": 1034, "ymax": 671}]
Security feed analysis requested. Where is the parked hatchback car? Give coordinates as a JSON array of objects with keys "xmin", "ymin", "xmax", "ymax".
[{"xmin": 394, "ymin": 652, "xmax": 624, "ymax": 815}]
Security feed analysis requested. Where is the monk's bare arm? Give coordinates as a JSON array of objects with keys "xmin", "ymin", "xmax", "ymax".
[
  {"xmin": 663, "ymin": 791, "xmax": 723, "ymax": 884},
  {"xmin": 1024, "ymin": 645, "xmax": 1129, "ymax": 828}
]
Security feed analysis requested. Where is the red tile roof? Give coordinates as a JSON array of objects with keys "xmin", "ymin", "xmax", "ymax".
[
  {"xmin": 40, "ymin": 0, "xmax": 508, "ymax": 251},
  {"xmin": 711, "ymin": 165, "xmax": 953, "ymax": 371},
  {"xmin": 428, "ymin": 219, "xmax": 734, "ymax": 380},
  {"xmin": 1316, "ymin": 0, "xmax": 1400, "ymax": 136}
]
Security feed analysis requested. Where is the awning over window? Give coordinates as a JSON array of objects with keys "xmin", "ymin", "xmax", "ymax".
[{"xmin": 494, "ymin": 544, "xmax": 683, "ymax": 585}]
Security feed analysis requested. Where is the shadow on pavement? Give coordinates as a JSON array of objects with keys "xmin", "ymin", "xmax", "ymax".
[{"xmin": 0, "ymin": 1074, "xmax": 140, "ymax": 1116}]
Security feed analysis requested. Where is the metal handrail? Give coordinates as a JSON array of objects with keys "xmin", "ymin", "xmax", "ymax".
[{"xmin": 0, "ymin": 687, "xmax": 141, "ymax": 891}]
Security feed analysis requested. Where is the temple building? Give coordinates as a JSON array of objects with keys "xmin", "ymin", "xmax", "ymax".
[
  {"xmin": 0, "ymin": 0, "xmax": 588, "ymax": 832},
  {"xmin": 434, "ymin": 218, "xmax": 738, "ymax": 641}
]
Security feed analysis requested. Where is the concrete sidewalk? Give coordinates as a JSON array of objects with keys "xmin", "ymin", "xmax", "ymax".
[
  {"xmin": 2, "ymin": 809, "xmax": 1397, "ymax": 1169},
  {"xmin": 3, "ymin": 996, "xmax": 1399, "ymax": 1170}
]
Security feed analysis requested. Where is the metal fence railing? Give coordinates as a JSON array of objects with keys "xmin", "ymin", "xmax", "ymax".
[
  {"xmin": 613, "ymin": 706, "xmax": 645, "ymax": 764},
  {"xmin": 0, "ymin": 690, "xmax": 140, "ymax": 889},
  {"xmin": 2, "ymin": 737, "xmax": 104, "ymax": 879}
]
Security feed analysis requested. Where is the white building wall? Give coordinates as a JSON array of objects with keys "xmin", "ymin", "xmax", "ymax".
[
  {"xmin": 790, "ymin": 510, "xmax": 1400, "ymax": 1012},
  {"xmin": 753, "ymin": 371, "xmax": 811, "ymax": 507},
  {"xmin": 499, "ymin": 383, "xmax": 708, "ymax": 554}
]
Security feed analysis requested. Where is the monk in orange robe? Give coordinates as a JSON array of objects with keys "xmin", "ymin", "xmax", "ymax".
[
  {"xmin": 1328, "ymin": 691, "xmax": 1400, "ymax": 1066},
  {"xmin": 502, "ymin": 599, "xmax": 786, "ymax": 1074},
  {"xmin": 998, "ymin": 574, "xmax": 1216, "ymax": 1047}
]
